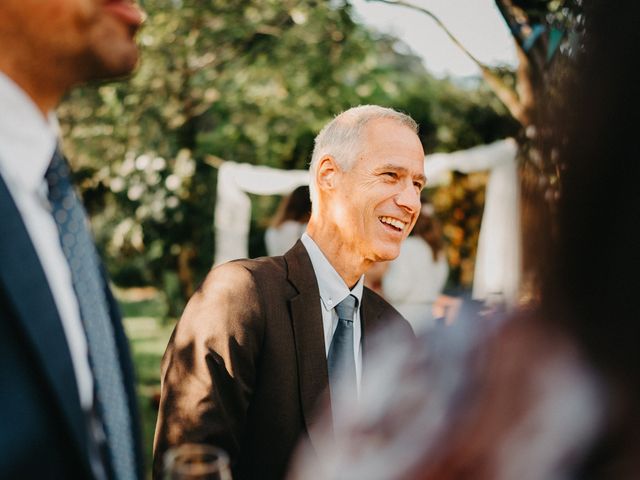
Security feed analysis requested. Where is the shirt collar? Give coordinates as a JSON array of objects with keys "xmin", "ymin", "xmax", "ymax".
[
  {"xmin": 0, "ymin": 71, "xmax": 60, "ymax": 193},
  {"xmin": 300, "ymin": 232, "xmax": 364, "ymax": 312}
]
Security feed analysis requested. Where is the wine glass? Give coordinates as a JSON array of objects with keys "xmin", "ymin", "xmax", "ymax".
[{"xmin": 163, "ymin": 443, "xmax": 232, "ymax": 480}]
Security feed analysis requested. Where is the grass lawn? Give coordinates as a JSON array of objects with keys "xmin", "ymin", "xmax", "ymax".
[{"xmin": 119, "ymin": 292, "xmax": 176, "ymax": 478}]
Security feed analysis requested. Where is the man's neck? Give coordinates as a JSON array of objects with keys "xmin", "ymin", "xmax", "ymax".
[
  {"xmin": 0, "ymin": 60, "xmax": 63, "ymax": 116},
  {"xmin": 306, "ymin": 220, "xmax": 371, "ymax": 289}
]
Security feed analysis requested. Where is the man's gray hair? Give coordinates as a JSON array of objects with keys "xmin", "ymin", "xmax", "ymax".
[{"xmin": 308, "ymin": 105, "xmax": 418, "ymax": 205}]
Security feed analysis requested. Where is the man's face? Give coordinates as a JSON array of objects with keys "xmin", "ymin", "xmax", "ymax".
[
  {"xmin": 1, "ymin": 0, "xmax": 142, "ymax": 82},
  {"xmin": 331, "ymin": 118, "xmax": 426, "ymax": 263}
]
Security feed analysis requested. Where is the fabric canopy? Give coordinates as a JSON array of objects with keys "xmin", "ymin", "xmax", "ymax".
[
  {"xmin": 214, "ymin": 162, "xmax": 309, "ymax": 265},
  {"xmin": 213, "ymin": 138, "xmax": 520, "ymax": 305}
]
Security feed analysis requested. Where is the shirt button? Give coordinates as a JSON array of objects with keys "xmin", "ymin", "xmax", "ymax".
[{"xmin": 327, "ymin": 299, "xmax": 333, "ymax": 307}]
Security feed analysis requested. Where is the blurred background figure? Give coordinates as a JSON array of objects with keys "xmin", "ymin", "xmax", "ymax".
[
  {"xmin": 381, "ymin": 204, "xmax": 449, "ymax": 333},
  {"xmin": 289, "ymin": 1, "xmax": 640, "ymax": 479},
  {"xmin": 264, "ymin": 185, "xmax": 311, "ymax": 256}
]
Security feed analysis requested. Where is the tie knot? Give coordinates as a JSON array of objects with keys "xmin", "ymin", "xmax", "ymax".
[{"xmin": 335, "ymin": 294, "xmax": 358, "ymax": 323}]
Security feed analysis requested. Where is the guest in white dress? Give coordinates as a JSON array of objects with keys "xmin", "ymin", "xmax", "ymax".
[
  {"xmin": 382, "ymin": 206, "xmax": 449, "ymax": 332},
  {"xmin": 264, "ymin": 185, "xmax": 311, "ymax": 256}
]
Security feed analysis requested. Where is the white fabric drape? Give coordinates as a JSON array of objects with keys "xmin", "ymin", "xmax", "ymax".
[
  {"xmin": 214, "ymin": 162, "xmax": 308, "ymax": 265},
  {"xmin": 471, "ymin": 145, "xmax": 520, "ymax": 305},
  {"xmin": 425, "ymin": 139, "xmax": 520, "ymax": 305},
  {"xmin": 213, "ymin": 138, "xmax": 520, "ymax": 305}
]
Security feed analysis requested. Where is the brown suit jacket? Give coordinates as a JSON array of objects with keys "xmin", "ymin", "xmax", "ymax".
[{"xmin": 153, "ymin": 241, "xmax": 413, "ymax": 479}]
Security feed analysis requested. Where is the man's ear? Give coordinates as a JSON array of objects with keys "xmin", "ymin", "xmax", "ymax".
[{"xmin": 316, "ymin": 155, "xmax": 340, "ymax": 192}]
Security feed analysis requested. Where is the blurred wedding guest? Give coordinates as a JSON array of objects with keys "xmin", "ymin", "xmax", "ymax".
[
  {"xmin": 153, "ymin": 105, "xmax": 421, "ymax": 480},
  {"xmin": 265, "ymin": 185, "xmax": 311, "ymax": 256},
  {"xmin": 289, "ymin": 1, "xmax": 640, "ymax": 479},
  {"xmin": 382, "ymin": 204, "xmax": 449, "ymax": 332},
  {"xmin": 0, "ymin": 1, "xmax": 144, "ymax": 479}
]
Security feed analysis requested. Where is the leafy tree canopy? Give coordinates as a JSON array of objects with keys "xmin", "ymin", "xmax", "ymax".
[{"xmin": 59, "ymin": 0, "xmax": 515, "ymax": 310}]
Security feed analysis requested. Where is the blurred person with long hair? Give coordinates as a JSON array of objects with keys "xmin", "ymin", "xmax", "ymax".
[
  {"xmin": 289, "ymin": 1, "xmax": 640, "ymax": 479},
  {"xmin": 265, "ymin": 185, "xmax": 311, "ymax": 256},
  {"xmin": 382, "ymin": 204, "xmax": 449, "ymax": 333}
]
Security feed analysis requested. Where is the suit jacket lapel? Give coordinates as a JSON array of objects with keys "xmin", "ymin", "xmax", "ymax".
[
  {"xmin": 360, "ymin": 289, "xmax": 379, "ymax": 369},
  {"xmin": 0, "ymin": 176, "xmax": 91, "ymax": 467},
  {"xmin": 285, "ymin": 241, "xmax": 330, "ymax": 449},
  {"xmin": 360, "ymin": 288, "xmax": 390, "ymax": 381}
]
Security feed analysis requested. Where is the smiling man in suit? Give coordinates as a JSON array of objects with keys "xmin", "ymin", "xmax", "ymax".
[
  {"xmin": 153, "ymin": 105, "xmax": 425, "ymax": 479},
  {"xmin": 0, "ymin": 0, "xmax": 144, "ymax": 478}
]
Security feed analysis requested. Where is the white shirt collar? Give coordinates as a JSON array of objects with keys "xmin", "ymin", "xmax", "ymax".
[
  {"xmin": 0, "ymin": 71, "xmax": 60, "ymax": 193},
  {"xmin": 300, "ymin": 232, "xmax": 364, "ymax": 312}
]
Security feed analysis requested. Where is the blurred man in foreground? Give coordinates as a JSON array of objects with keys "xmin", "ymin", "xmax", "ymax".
[
  {"xmin": 154, "ymin": 105, "xmax": 423, "ymax": 479},
  {"xmin": 0, "ymin": 0, "xmax": 144, "ymax": 478}
]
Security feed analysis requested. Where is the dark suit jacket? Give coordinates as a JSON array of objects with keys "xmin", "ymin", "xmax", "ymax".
[
  {"xmin": 153, "ymin": 240, "xmax": 413, "ymax": 480},
  {"xmin": 0, "ymin": 174, "xmax": 143, "ymax": 479}
]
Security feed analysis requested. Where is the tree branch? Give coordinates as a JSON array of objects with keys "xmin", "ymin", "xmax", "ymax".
[
  {"xmin": 369, "ymin": 0, "xmax": 528, "ymax": 125},
  {"xmin": 480, "ymin": 63, "xmax": 529, "ymax": 125},
  {"xmin": 514, "ymin": 42, "xmax": 535, "ymax": 125},
  {"xmin": 204, "ymin": 154, "xmax": 226, "ymax": 168},
  {"xmin": 494, "ymin": 0, "xmax": 528, "ymax": 50},
  {"xmin": 369, "ymin": 0, "xmax": 486, "ymax": 68},
  {"xmin": 495, "ymin": 0, "xmax": 546, "ymax": 73}
]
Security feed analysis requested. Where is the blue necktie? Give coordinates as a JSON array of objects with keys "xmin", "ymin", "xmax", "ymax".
[
  {"xmin": 327, "ymin": 294, "xmax": 358, "ymax": 406},
  {"xmin": 46, "ymin": 149, "xmax": 136, "ymax": 480}
]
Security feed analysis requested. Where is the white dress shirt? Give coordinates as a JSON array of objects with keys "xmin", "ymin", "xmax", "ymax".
[
  {"xmin": 300, "ymin": 233, "xmax": 363, "ymax": 394},
  {"xmin": 0, "ymin": 71, "xmax": 93, "ymax": 410}
]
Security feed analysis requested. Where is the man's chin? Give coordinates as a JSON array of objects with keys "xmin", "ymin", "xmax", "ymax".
[
  {"xmin": 83, "ymin": 46, "xmax": 138, "ymax": 82},
  {"xmin": 84, "ymin": 23, "xmax": 140, "ymax": 79},
  {"xmin": 371, "ymin": 245, "xmax": 402, "ymax": 262}
]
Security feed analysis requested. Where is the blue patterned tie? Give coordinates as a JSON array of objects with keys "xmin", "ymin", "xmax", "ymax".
[
  {"xmin": 327, "ymin": 294, "xmax": 358, "ymax": 406},
  {"xmin": 46, "ymin": 149, "xmax": 136, "ymax": 480}
]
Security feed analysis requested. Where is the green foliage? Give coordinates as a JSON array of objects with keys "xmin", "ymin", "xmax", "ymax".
[{"xmin": 59, "ymin": 0, "xmax": 514, "ymax": 303}]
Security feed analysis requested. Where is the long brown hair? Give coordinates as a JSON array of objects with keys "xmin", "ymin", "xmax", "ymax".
[
  {"xmin": 270, "ymin": 185, "xmax": 311, "ymax": 228},
  {"xmin": 410, "ymin": 209, "xmax": 444, "ymax": 262}
]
